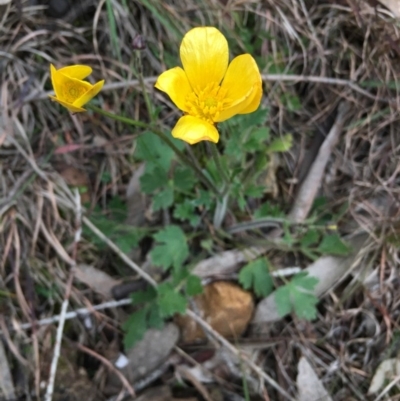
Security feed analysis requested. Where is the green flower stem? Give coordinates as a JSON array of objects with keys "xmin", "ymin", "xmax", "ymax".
[
  {"xmin": 134, "ymin": 51, "xmax": 154, "ymax": 122},
  {"xmin": 87, "ymin": 105, "xmax": 148, "ymax": 128},
  {"xmin": 209, "ymin": 144, "xmax": 230, "ymax": 228},
  {"xmin": 150, "ymin": 129, "xmax": 220, "ymax": 196},
  {"xmin": 87, "ymin": 104, "xmax": 220, "ymax": 196},
  {"xmin": 210, "ymin": 143, "xmax": 229, "ymax": 187}
]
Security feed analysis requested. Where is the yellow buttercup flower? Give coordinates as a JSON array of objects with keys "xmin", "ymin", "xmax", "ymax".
[
  {"xmin": 155, "ymin": 27, "xmax": 262, "ymax": 145},
  {"xmin": 49, "ymin": 64, "xmax": 104, "ymax": 112}
]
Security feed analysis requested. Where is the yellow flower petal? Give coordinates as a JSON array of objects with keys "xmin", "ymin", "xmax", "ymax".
[
  {"xmin": 49, "ymin": 96, "xmax": 86, "ymax": 113},
  {"xmin": 73, "ymin": 80, "xmax": 105, "ymax": 107},
  {"xmin": 172, "ymin": 115, "xmax": 219, "ymax": 144},
  {"xmin": 51, "ymin": 69, "xmax": 92, "ymax": 104},
  {"xmin": 155, "ymin": 67, "xmax": 192, "ymax": 112},
  {"xmin": 50, "ymin": 64, "xmax": 63, "ymax": 99},
  {"xmin": 216, "ymin": 54, "xmax": 262, "ymax": 122},
  {"xmin": 180, "ymin": 27, "xmax": 228, "ymax": 92},
  {"xmin": 237, "ymin": 80, "xmax": 262, "ymax": 115},
  {"xmin": 58, "ymin": 65, "xmax": 92, "ymax": 80}
]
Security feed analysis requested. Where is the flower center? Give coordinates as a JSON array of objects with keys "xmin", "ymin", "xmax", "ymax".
[
  {"xmin": 62, "ymin": 81, "xmax": 88, "ymax": 104},
  {"xmin": 185, "ymin": 82, "xmax": 228, "ymax": 124}
]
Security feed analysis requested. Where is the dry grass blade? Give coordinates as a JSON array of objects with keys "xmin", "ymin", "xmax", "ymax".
[
  {"xmin": 0, "ymin": 340, "xmax": 15, "ymax": 401},
  {"xmin": 77, "ymin": 343, "xmax": 136, "ymax": 398}
]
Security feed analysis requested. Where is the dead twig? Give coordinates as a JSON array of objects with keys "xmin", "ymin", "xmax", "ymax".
[
  {"xmin": 289, "ymin": 101, "xmax": 350, "ymax": 223},
  {"xmin": 23, "ymin": 74, "xmax": 386, "ymax": 103},
  {"xmin": 262, "ymin": 74, "xmax": 391, "ymax": 103},
  {"xmin": 76, "ymin": 343, "xmax": 135, "ymax": 398},
  {"xmin": 3, "ymin": 298, "xmax": 132, "ymax": 334}
]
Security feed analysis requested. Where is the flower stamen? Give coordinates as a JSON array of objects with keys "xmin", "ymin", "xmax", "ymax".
[
  {"xmin": 62, "ymin": 81, "xmax": 89, "ymax": 103},
  {"xmin": 185, "ymin": 82, "xmax": 229, "ymax": 124}
]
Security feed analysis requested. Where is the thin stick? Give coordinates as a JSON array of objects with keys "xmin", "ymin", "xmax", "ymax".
[
  {"xmin": 44, "ymin": 270, "xmax": 75, "ymax": 401},
  {"xmin": 261, "ymin": 73, "xmax": 387, "ymax": 102},
  {"xmin": 76, "ymin": 343, "xmax": 135, "ymax": 397},
  {"xmin": 44, "ymin": 189, "xmax": 81, "ymax": 401},
  {"xmin": 3, "ymin": 298, "xmax": 132, "ymax": 334},
  {"xmin": 25, "ymin": 74, "xmax": 388, "ymax": 103}
]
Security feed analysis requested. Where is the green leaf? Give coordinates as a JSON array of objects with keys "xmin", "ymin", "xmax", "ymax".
[
  {"xmin": 107, "ymin": 196, "xmax": 127, "ymax": 222},
  {"xmin": 253, "ymin": 153, "xmax": 268, "ymax": 174},
  {"xmin": 274, "ymin": 285, "xmax": 292, "ymax": 317},
  {"xmin": 387, "ymin": 232, "xmax": 400, "ymax": 247},
  {"xmin": 130, "ymin": 287, "xmax": 157, "ymax": 306},
  {"xmin": 282, "ymin": 222, "xmax": 295, "ymax": 247},
  {"xmin": 173, "ymin": 201, "xmax": 193, "ymax": 219},
  {"xmin": 300, "ymin": 248, "xmax": 320, "ymax": 261},
  {"xmin": 300, "ymin": 229, "xmax": 320, "ymax": 248},
  {"xmin": 317, "ymin": 233, "xmax": 351, "ymax": 256},
  {"xmin": 244, "ymin": 185, "xmax": 264, "ymax": 198},
  {"xmin": 122, "ymin": 308, "xmax": 147, "ymax": 349},
  {"xmin": 274, "ymin": 272, "xmax": 319, "ymax": 320},
  {"xmin": 243, "ymin": 127, "xmax": 270, "ymax": 152},
  {"xmin": 173, "ymin": 166, "xmax": 196, "ymax": 192},
  {"xmin": 200, "ymin": 239, "xmax": 213, "ymax": 251},
  {"xmin": 140, "ymin": 167, "xmax": 169, "ymax": 193},
  {"xmin": 281, "ymin": 93, "xmax": 302, "ymax": 112},
  {"xmin": 225, "ymin": 133, "xmax": 243, "ymax": 159},
  {"xmin": 173, "ymin": 200, "xmax": 200, "ymax": 226},
  {"xmin": 266, "ymin": 54, "xmax": 286, "ymax": 74},
  {"xmin": 170, "ymin": 266, "xmax": 190, "ymax": 286},
  {"xmin": 186, "ymin": 275, "xmax": 203, "ymax": 296},
  {"xmin": 84, "ymin": 203, "xmax": 147, "ymax": 252},
  {"xmin": 100, "ymin": 171, "xmax": 112, "ymax": 183},
  {"xmin": 150, "ymin": 225, "xmax": 189, "ymax": 271},
  {"xmin": 157, "ymin": 282, "xmax": 187, "ymax": 318},
  {"xmin": 254, "ymin": 202, "xmax": 285, "ymax": 219},
  {"xmin": 239, "ymin": 258, "xmax": 273, "ymax": 298},
  {"xmin": 135, "ymin": 132, "xmax": 175, "ymax": 172},
  {"xmin": 293, "ymin": 291, "xmax": 318, "ymax": 320},
  {"xmin": 193, "ymin": 190, "xmax": 213, "ymax": 209},
  {"xmin": 292, "ymin": 272, "xmax": 319, "ymax": 290},
  {"xmin": 239, "ymin": 107, "xmax": 270, "ymax": 128},
  {"xmin": 115, "ymin": 230, "xmax": 143, "ymax": 253},
  {"xmin": 152, "ymin": 185, "xmax": 174, "ymax": 211},
  {"xmin": 266, "ymin": 134, "xmax": 293, "ymax": 153},
  {"xmin": 147, "ymin": 303, "xmax": 164, "ymax": 329},
  {"xmin": 204, "ymin": 156, "xmax": 227, "ymax": 186}
]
